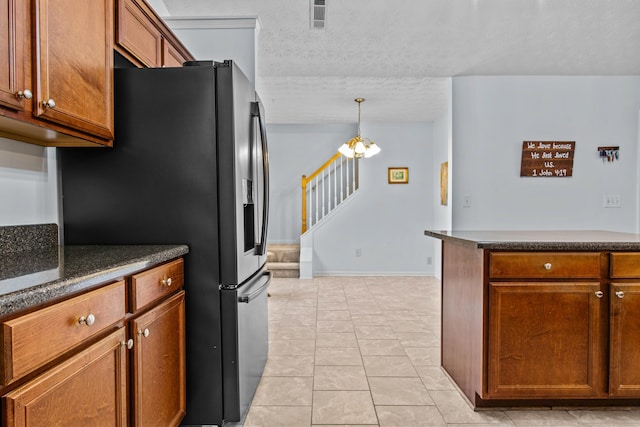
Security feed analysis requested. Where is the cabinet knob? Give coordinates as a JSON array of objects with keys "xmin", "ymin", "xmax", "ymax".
[
  {"xmin": 161, "ymin": 277, "xmax": 173, "ymax": 287},
  {"xmin": 16, "ymin": 89, "xmax": 32, "ymax": 99},
  {"xmin": 42, "ymin": 98, "xmax": 56, "ymax": 109},
  {"xmin": 78, "ymin": 313, "xmax": 96, "ymax": 326},
  {"xmin": 616, "ymin": 291, "xmax": 625, "ymax": 299},
  {"xmin": 544, "ymin": 263, "xmax": 552, "ymax": 270},
  {"xmin": 122, "ymin": 339, "xmax": 134, "ymax": 350},
  {"xmin": 139, "ymin": 328, "xmax": 150, "ymax": 338},
  {"xmin": 595, "ymin": 291, "xmax": 604, "ymax": 298}
]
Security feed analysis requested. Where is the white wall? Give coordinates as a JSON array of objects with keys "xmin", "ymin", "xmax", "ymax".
[
  {"xmin": 164, "ymin": 17, "xmax": 259, "ymax": 86},
  {"xmin": 267, "ymin": 123, "xmax": 355, "ymax": 243},
  {"xmin": 0, "ymin": 137, "xmax": 60, "ymax": 227},
  {"xmin": 452, "ymin": 76, "xmax": 640, "ymax": 232},
  {"xmin": 430, "ymin": 79, "xmax": 453, "ymax": 278},
  {"xmin": 145, "ymin": 0, "xmax": 169, "ymax": 15},
  {"xmin": 311, "ymin": 122, "xmax": 434, "ymax": 276}
]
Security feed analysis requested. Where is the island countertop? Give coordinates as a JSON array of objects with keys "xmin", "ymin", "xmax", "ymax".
[{"xmin": 424, "ymin": 229, "xmax": 640, "ymax": 251}]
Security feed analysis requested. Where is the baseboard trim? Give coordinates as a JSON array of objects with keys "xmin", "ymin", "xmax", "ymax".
[{"xmin": 312, "ymin": 271, "xmax": 435, "ymax": 277}]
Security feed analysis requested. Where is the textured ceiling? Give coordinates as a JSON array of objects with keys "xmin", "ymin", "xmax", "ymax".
[{"xmin": 159, "ymin": 0, "xmax": 640, "ymax": 124}]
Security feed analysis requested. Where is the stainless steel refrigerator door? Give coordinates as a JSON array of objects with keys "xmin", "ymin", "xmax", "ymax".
[
  {"xmin": 220, "ymin": 270, "xmax": 270, "ymax": 423},
  {"xmin": 216, "ymin": 61, "xmax": 268, "ymax": 286}
]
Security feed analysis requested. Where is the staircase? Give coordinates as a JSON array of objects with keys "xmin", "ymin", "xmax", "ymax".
[
  {"xmin": 266, "ymin": 244, "xmax": 300, "ymax": 278},
  {"xmin": 298, "ymin": 152, "xmax": 360, "ymax": 278}
]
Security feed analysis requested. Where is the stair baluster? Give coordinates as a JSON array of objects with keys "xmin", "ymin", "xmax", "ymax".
[{"xmin": 301, "ymin": 152, "xmax": 359, "ymax": 234}]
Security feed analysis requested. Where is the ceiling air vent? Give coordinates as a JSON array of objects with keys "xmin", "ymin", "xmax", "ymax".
[{"xmin": 310, "ymin": 0, "xmax": 326, "ymax": 29}]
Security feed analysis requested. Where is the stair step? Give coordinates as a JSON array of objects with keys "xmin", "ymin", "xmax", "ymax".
[
  {"xmin": 267, "ymin": 244, "xmax": 300, "ymax": 263},
  {"xmin": 267, "ymin": 262, "xmax": 299, "ymax": 269},
  {"xmin": 266, "ymin": 261, "xmax": 300, "ymax": 278}
]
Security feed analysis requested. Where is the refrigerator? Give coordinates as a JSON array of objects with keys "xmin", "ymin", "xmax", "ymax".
[{"xmin": 59, "ymin": 58, "xmax": 270, "ymax": 426}]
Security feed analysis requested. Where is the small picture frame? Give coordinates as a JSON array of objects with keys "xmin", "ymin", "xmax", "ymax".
[{"xmin": 388, "ymin": 167, "xmax": 409, "ymax": 184}]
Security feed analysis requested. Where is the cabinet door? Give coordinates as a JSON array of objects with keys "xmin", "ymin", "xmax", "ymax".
[
  {"xmin": 116, "ymin": 0, "xmax": 161, "ymax": 67},
  {"xmin": 487, "ymin": 281, "xmax": 606, "ymax": 398},
  {"xmin": 610, "ymin": 283, "xmax": 640, "ymax": 397},
  {"xmin": 131, "ymin": 291, "xmax": 186, "ymax": 426},
  {"xmin": 0, "ymin": 0, "xmax": 27, "ymax": 110},
  {"xmin": 2, "ymin": 328, "xmax": 128, "ymax": 427},
  {"xmin": 162, "ymin": 38, "xmax": 185, "ymax": 67},
  {"xmin": 33, "ymin": 0, "xmax": 113, "ymax": 140}
]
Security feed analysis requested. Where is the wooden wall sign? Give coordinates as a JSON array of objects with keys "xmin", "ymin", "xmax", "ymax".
[{"xmin": 520, "ymin": 141, "xmax": 575, "ymax": 177}]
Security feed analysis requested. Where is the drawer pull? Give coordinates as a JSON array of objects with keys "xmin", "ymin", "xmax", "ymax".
[
  {"xmin": 122, "ymin": 339, "xmax": 134, "ymax": 350},
  {"xmin": 78, "ymin": 313, "xmax": 96, "ymax": 326},
  {"xmin": 16, "ymin": 89, "xmax": 32, "ymax": 99},
  {"xmin": 616, "ymin": 291, "xmax": 625, "ymax": 299},
  {"xmin": 544, "ymin": 263, "xmax": 552, "ymax": 270},
  {"xmin": 161, "ymin": 277, "xmax": 173, "ymax": 287},
  {"xmin": 138, "ymin": 328, "xmax": 150, "ymax": 338},
  {"xmin": 595, "ymin": 291, "xmax": 604, "ymax": 298},
  {"xmin": 42, "ymin": 98, "xmax": 56, "ymax": 109}
]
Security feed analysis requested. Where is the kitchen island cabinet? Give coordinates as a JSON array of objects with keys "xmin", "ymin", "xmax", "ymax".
[
  {"xmin": 425, "ymin": 230, "xmax": 640, "ymax": 408},
  {"xmin": 609, "ymin": 253, "xmax": 640, "ymax": 398}
]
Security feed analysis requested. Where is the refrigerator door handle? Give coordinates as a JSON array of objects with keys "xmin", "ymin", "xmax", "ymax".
[
  {"xmin": 252, "ymin": 101, "xmax": 270, "ymax": 256},
  {"xmin": 237, "ymin": 271, "xmax": 271, "ymax": 303}
]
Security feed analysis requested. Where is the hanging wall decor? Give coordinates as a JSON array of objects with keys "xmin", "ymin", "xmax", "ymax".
[
  {"xmin": 388, "ymin": 167, "xmax": 409, "ymax": 184},
  {"xmin": 440, "ymin": 162, "xmax": 448, "ymax": 205},
  {"xmin": 520, "ymin": 141, "xmax": 575, "ymax": 177},
  {"xmin": 598, "ymin": 146, "xmax": 620, "ymax": 162}
]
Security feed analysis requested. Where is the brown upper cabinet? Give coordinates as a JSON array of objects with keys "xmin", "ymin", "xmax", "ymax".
[
  {"xmin": 0, "ymin": 0, "xmax": 115, "ymax": 147},
  {"xmin": 115, "ymin": 0, "xmax": 193, "ymax": 68},
  {"xmin": 0, "ymin": 0, "xmax": 193, "ymax": 147},
  {"xmin": 33, "ymin": 0, "xmax": 114, "ymax": 141},
  {"xmin": 0, "ymin": 0, "xmax": 27, "ymax": 112}
]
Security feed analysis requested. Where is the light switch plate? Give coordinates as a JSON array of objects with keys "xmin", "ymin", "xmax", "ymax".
[{"xmin": 603, "ymin": 194, "xmax": 621, "ymax": 208}]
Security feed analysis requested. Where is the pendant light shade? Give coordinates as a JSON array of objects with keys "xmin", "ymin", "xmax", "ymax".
[{"xmin": 338, "ymin": 98, "xmax": 381, "ymax": 159}]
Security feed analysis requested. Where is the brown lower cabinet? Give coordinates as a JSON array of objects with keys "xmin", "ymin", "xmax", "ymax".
[
  {"xmin": 1, "ymin": 258, "xmax": 186, "ymax": 426},
  {"xmin": 131, "ymin": 291, "xmax": 186, "ymax": 426},
  {"xmin": 610, "ymin": 283, "xmax": 640, "ymax": 397},
  {"xmin": 488, "ymin": 281, "xmax": 606, "ymax": 399},
  {"xmin": 442, "ymin": 243, "xmax": 640, "ymax": 406},
  {"xmin": 4, "ymin": 328, "xmax": 128, "ymax": 427}
]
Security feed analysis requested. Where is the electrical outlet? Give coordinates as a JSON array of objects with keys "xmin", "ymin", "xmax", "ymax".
[
  {"xmin": 427, "ymin": 257, "xmax": 432, "ymax": 265},
  {"xmin": 603, "ymin": 194, "xmax": 621, "ymax": 208},
  {"xmin": 355, "ymin": 248, "xmax": 362, "ymax": 257},
  {"xmin": 463, "ymin": 195, "xmax": 472, "ymax": 208}
]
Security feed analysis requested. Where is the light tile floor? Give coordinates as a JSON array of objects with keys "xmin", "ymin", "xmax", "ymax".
[{"xmin": 244, "ymin": 276, "xmax": 640, "ymax": 426}]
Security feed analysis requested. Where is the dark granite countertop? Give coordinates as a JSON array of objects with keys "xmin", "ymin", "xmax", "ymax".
[
  {"xmin": 1, "ymin": 239, "xmax": 188, "ymax": 318},
  {"xmin": 424, "ymin": 229, "xmax": 640, "ymax": 251}
]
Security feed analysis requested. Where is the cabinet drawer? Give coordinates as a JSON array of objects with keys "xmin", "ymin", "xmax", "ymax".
[
  {"xmin": 2, "ymin": 281, "xmax": 125, "ymax": 385},
  {"xmin": 130, "ymin": 258, "xmax": 184, "ymax": 312},
  {"xmin": 610, "ymin": 253, "xmax": 640, "ymax": 278},
  {"xmin": 490, "ymin": 252, "xmax": 601, "ymax": 279}
]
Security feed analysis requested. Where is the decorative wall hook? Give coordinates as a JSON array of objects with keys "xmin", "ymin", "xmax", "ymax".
[{"xmin": 598, "ymin": 146, "xmax": 619, "ymax": 162}]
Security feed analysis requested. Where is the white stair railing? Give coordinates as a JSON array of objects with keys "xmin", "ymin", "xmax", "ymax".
[{"xmin": 301, "ymin": 152, "xmax": 359, "ymax": 233}]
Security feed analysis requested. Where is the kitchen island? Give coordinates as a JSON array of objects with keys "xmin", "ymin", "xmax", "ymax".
[{"xmin": 425, "ymin": 230, "xmax": 640, "ymax": 408}]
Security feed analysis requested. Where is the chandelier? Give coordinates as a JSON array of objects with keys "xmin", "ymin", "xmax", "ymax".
[{"xmin": 338, "ymin": 98, "xmax": 381, "ymax": 159}]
